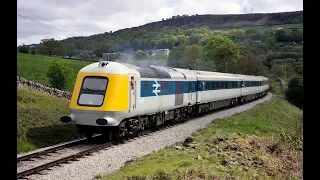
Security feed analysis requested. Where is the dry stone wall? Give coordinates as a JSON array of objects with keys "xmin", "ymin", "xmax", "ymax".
[{"xmin": 17, "ymin": 76, "xmax": 72, "ymax": 100}]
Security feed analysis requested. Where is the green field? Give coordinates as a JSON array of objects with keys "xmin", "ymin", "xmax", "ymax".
[
  {"xmin": 215, "ymin": 23, "xmax": 303, "ymax": 31},
  {"xmin": 17, "ymin": 87, "xmax": 81, "ymax": 153},
  {"xmin": 17, "ymin": 53, "xmax": 91, "ymax": 92},
  {"xmin": 101, "ymin": 81, "xmax": 302, "ymax": 180}
]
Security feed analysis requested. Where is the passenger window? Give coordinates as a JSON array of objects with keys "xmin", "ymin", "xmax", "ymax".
[
  {"xmin": 221, "ymin": 82, "xmax": 225, "ymax": 88},
  {"xmin": 211, "ymin": 82, "xmax": 215, "ymax": 89},
  {"xmin": 144, "ymin": 81, "xmax": 148, "ymax": 91}
]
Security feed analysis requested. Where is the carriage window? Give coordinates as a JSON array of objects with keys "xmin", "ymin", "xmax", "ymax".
[
  {"xmin": 161, "ymin": 81, "xmax": 168, "ymax": 90},
  {"xmin": 144, "ymin": 81, "xmax": 148, "ymax": 91},
  {"xmin": 216, "ymin": 82, "xmax": 221, "ymax": 89},
  {"xmin": 228, "ymin": 82, "xmax": 232, "ymax": 88},
  {"xmin": 205, "ymin": 82, "xmax": 210, "ymax": 90},
  {"xmin": 221, "ymin": 82, "xmax": 225, "ymax": 89},
  {"xmin": 211, "ymin": 82, "xmax": 215, "ymax": 89},
  {"xmin": 78, "ymin": 76, "xmax": 108, "ymax": 107},
  {"xmin": 232, "ymin": 82, "xmax": 237, "ymax": 88}
]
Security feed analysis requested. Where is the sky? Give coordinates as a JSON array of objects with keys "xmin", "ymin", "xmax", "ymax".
[{"xmin": 17, "ymin": 0, "xmax": 303, "ymax": 46}]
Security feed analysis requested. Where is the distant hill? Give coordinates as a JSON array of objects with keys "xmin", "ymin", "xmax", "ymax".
[
  {"xmin": 112, "ymin": 11, "xmax": 303, "ymax": 34},
  {"xmin": 25, "ymin": 11, "xmax": 303, "ymax": 56}
]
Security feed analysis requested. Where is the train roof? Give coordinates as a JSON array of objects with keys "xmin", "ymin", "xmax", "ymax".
[{"xmin": 79, "ymin": 60, "xmax": 268, "ymax": 80}]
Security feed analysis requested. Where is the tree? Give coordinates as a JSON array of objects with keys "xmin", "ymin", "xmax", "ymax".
[
  {"xmin": 38, "ymin": 38, "xmax": 66, "ymax": 56},
  {"xmin": 191, "ymin": 58, "xmax": 216, "ymax": 71},
  {"xmin": 179, "ymin": 45, "xmax": 202, "ymax": 69},
  {"xmin": 46, "ymin": 60, "xmax": 69, "ymax": 90},
  {"xmin": 271, "ymin": 63, "xmax": 294, "ymax": 78},
  {"xmin": 285, "ymin": 76, "xmax": 303, "ymax": 108},
  {"xmin": 236, "ymin": 55, "xmax": 265, "ymax": 75},
  {"xmin": 18, "ymin": 44, "xmax": 29, "ymax": 54},
  {"xmin": 292, "ymin": 61, "xmax": 303, "ymax": 75},
  {"xmin": 31, "ymin": 49, "xmax": 37, "ymax": 54},
  {"xmin": 202, "ymin": 35, "xmax": 240, "ymax": 73},
  {"xmin": 168, "ymin": 45, "xmax": 185, "ymax": 67},
  {"xmin": 134, "ymin": 50, "xmax": 148, "ymax": 60}
]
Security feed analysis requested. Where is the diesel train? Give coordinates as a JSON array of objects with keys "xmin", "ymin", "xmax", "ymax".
[{"xmin": 60, "ymin": 61, "xmax": 269, "ymax": 140}]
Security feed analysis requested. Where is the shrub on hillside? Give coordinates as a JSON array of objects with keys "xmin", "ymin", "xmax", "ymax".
[
  {"xmin": 46, "ymin": 60, "xmax": 69, "ymax": 90},
  {"xmin": 285, "ymin": 76, "xmax": 303, "ymax": 109}
]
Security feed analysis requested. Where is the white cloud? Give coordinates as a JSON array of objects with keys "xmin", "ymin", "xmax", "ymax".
[{"xmin": 17, "ymin": 0, "xmax": 303, "ymax": 46}]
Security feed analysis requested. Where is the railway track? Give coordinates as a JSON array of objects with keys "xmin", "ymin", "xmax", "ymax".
[
  {"xmin": 17, "ymin": 124, "xmax": 178, "ymax": 179},
  {"xmin": 17, "ymin": 95, "xmax": 267, "ymax": 179}
]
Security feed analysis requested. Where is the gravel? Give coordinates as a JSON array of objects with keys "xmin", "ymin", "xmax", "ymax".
[
  {"xmin": 25, "ymin": 93, "xmax": 272, "ymax": 180},
  {"xmin": 17, "ymin": 143, "xmax": 101, "ymax": 173}
]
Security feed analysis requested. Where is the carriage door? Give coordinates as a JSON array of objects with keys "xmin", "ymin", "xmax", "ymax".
[
  {"xmin": 240, "ymin": 80, "xmax": 244, "ymax": 96},
  {"xmin": 129, "ymin": 76, "xmax": 136, "ymax": 111},
  {"xmin": 175, "ymin": 81, "xmax": 183, "ymax": 106},
  {"xmin": 188, "ymin": 82, "xmax": 192, "ymax": 104}
]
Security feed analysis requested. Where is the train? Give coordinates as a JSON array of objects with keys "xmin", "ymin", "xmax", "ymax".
[{"xmin": 60, "ymin": 60, "xmax": 269, "ymax": 140}]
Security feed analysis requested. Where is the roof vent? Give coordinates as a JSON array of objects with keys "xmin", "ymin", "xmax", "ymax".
[{"xmin": 98, "ymin": 61, "xmax": 109, "ymax": 67}]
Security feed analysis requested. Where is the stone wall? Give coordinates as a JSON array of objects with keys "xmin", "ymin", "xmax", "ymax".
[{"xmin": 17, "ymin": 76, "xmax": 72, "ymax": 100}]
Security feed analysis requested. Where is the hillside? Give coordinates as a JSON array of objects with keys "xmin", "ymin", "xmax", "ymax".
[
  {"xmin": 20, "ymin": 11, "xmax": 302, "ymax": 58},
  {"xmin": 114, "ymin": 11, "xmax": 302, "ymax": 32},
  {"xmin": 62, "ymin": 11, "xmax": 302, "ymax": 53},
  {"xmin": 17, "ymin": 87, "xmax": 80, "ymax": 153}
]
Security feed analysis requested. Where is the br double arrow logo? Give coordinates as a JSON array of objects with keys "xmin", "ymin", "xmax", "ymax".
[{"xmin": 152, "ymin": 80, "xmax": 161, "ymax": 96}]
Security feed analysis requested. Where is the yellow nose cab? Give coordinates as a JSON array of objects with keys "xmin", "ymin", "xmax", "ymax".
[{"xmin": 60, "ymin": 61, "xmax": 138, "ymax": 138}]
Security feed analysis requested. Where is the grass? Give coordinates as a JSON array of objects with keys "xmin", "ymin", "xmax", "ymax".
[
  {"xmin": 17, "ymin": 87, "xmax": 81, "ymax": 153},
  {"xmin": 269, "ymin": 78, "xmax": 285, "ymax": 97},
  {"xmin": 17, "ymin": 53, "xmax": 91, "ymax": 92},
  {"xmin": 101, "ymin": 96, "xmax": 302, "ymax": 180}
]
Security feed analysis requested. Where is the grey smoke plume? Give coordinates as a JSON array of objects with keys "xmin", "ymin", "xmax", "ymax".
[{"xmin": 117, "ymin": 53, "xmax": 168, "ymax": 67}]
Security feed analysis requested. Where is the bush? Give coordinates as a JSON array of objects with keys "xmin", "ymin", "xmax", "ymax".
[
  {"xmin": 18, "ymin": 44, "xmax": 29, "ymax": 54},
  {"xmin": 46, "ymin": 60, "xmax": 69, "ymax": 90},
  {"xmin": 285, "ymin": 76, "xmax": 303, "ymax": 108}
]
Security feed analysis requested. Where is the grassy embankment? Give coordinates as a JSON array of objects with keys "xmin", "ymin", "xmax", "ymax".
[
  {"xmin": 17, "ymin": 53, "xmax": 91, "ymax": 92},
  {"xmin": 17, "ymin": 87, "xmax": 81, "ymax": 153},
  {"xmin": 17, "ymin": 53, "xmax": 90, "ymax": 153},
  {"xmin": 101, "ymin": 80, "xmax": 302, "ymax": 180}
]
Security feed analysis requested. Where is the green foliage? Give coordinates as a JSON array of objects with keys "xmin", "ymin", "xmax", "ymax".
[
  {"xmin": 236, "ymin": 56, "xmax": 266, "ymax": 75},
  {"xmin": 275, "ymin": 29, "xmax": 303, "ymax": 42},
  {"xmin": 31, "ymin": 49, "xmax": 37, "ymax": 54},
  {"xmin": 292, "ymin": 62, "xmax": 303, "ymax": 75},
  {"xmin": 179, "ymin": 44, "xmax": 202, "ymax": 69},
  {"xmin": 134, "ymin": 50, "xmax": 149, "ymax": 60},
  {"xmin": 38, "ymin": 38, "xmax": 66, "ymax": 56},
  {"xmin": 266, "ymin": 52, "xmax": 303, "ymax": 67},
  {"xmin": 202, "ymin": 35, "xmax": 240, "ymax": 73},
  {"xmin": 168, "ymin": 46, "xmax": 185, "ymax": 67},
  {"xmin": 285, "ymin": 76, "xmax": 303, "ymax": 108},
  {"xmin": 269, "ymin": 58, "xmax": 297, "ymax": 67},
  {"xmin": 17, "ymin": 88, "xmax": 80, "ymax": 153},
  {"xmin": 279, "ymin": 45, "xmax": 303, "ymax": 53},
  {"xmin": 46, "ymin": 59, "xmax": 70, "ymax": 90},
  {"xmin": 191, "ymin": 58, "xmax": 216, "ymax": 71},
  {"xmin": 271, "ymin": 64, "xmax": 295, "ymax": 78},
  {"xmin": 18, "ymin": 44, "xmax": 29, "ymax": 54}
]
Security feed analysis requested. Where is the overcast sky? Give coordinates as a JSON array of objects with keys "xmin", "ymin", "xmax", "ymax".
[{"xmin": 17, "ymin": 0, "xmax": 303, "ymax": 46}]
